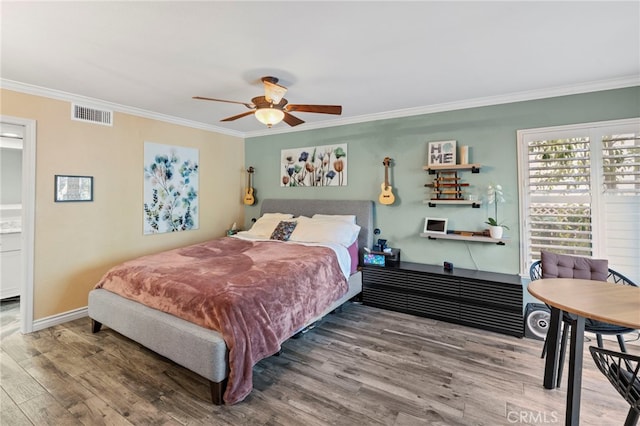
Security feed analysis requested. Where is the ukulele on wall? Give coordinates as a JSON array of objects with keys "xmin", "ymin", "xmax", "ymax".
[
  {"xmin": 244, "ymin": 166, "xmax": 255, "ymax": 205},
  {"xmin": 379, "ymin": 157, "xmax": 395, "ymax": 205}
]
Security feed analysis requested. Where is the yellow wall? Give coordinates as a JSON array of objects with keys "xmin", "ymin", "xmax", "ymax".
[{"xmin": 1, "ymin": 89, "xmax": 245, "ymax": 319}]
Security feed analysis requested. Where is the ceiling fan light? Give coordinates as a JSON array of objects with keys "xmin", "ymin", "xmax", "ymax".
[
  {"xmin": 263, "ymin": 79, "xmax": 287, "ymax": 104},
  {"xmin": 254, "ymin": 107, "xmax": 285, "ymax": 128}
]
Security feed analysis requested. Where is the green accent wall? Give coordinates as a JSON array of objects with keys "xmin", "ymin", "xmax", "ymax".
[{"xmin": 245, "ymin": 87, "xmax": 640, "ymax": 275}]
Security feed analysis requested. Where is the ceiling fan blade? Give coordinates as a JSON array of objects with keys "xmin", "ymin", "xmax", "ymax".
[
  {"xmin": 193, "ymin": 96, "xmax": 254, "ymax": 109},
  {"xmin": 220, "ymin": 110, "xmax": 255, "ymax": 122},
  {"xmin": 283, "ymin": 111, "xmax": 305, "ymax": 127},
  {"xmin": 285, "ymin": 104, "xmax": 342, "ymax": 115}
]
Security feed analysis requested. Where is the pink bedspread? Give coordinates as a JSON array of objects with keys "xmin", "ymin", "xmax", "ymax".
[{"xmin": 94, "ymin": 237, "xmax": 348, "ymax": 404}]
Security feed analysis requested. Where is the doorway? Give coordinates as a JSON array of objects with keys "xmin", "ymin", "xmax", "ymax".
[{"xmin": 0, "ymin": 116, "xmax": 36, "ymax": 333}]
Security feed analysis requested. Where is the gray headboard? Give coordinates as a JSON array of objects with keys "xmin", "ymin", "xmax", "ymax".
[{"xmin": 260, "ymin": 199, "xmax": 374, "ymax": 253}]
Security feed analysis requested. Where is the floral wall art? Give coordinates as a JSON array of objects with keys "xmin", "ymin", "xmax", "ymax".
[
  {"xmin": 143, "ymin": 142, "xmax": 199, "ymax": 234},
  {"xmin": 280, "ymin": 143, "xmax": 347, "ymax": 187}
]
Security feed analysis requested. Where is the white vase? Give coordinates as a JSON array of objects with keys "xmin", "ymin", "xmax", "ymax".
[{"xmin": 489, "ymin": 225, "xmax": 503, "ymax": 239}]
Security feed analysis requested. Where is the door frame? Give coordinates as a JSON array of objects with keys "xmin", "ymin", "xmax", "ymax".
[{"xmin": 1, "ymin": 115, "xmax": 36, "ymax": 333}]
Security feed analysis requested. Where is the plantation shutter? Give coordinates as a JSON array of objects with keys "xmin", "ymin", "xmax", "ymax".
[
  {"xmin": 518, "ymin": 118, "xmax": 640, "ymax": 283},
  {"xmin": 526, "ymin": 134, "xmax": 593, "ymax": 259},
  {"xmin": 599, "ymin": 129, "xmax": 640, "ymax": 281}
]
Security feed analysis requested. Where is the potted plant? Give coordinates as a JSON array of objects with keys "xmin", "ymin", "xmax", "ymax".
[{"xmin": 485, "ymin": 183, "xmax": 509, "ymax": 239}]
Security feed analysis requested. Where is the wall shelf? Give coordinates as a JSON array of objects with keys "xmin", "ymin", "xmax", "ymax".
[
  {"xmin": 423, "ymin": 199, "xmax": 481, "ymax": 208},
  {"xmin": 423, "ymin": 164, "xmax": 481, "ymax": 174},
  {"xmin": 420, "ymin": 231, "xmax": 506, "ymax": 245}
]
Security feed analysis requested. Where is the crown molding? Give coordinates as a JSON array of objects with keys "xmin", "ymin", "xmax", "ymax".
[
  {"xmin": 3, "ymin": 76, "xmax": 638, "ymax": 140},
  {"xmin": 245, "ymin": 75, "xmax": 640, "ymax": 137},
  {"xmin": 0, "ymin": 79, "xmax": 244, "ymax": 138}
]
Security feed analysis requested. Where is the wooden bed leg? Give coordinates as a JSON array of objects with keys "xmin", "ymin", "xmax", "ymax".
[
  {"xmin": 210, "ymin": 379, "xmax": 227, "ymax": 405},
  {"xmin": 91, "ymin": 319, "xmax": 102, "ymax": 333}
]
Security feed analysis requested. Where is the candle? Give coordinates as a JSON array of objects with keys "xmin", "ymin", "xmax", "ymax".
[{"xmin": 460, "ymin": 146, "xmax": 469, "ymax": 164}]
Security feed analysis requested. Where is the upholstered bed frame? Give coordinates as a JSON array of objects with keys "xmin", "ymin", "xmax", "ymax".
[{"xmin": 88, "ymin": 199, "xmax": 373, "ymax": 404}]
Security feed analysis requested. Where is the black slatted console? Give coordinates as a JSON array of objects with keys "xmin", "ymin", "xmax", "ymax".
[{"xmin": 362, "ymin": 261, "xmax": 524, "ymax": 337}]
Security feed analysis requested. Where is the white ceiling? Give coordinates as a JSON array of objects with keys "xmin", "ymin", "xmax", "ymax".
[{"xmin": 2, "ymin": 1, "xmax": 639, "ymax": 138}]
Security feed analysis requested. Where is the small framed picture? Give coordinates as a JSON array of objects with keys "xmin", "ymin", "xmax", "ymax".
[
  {"xmin": 424, "ymin": 217, "xmax": 448, "ymax": 234},
  {"xmin": 55, "ymin": 175, "xmax": 93, "ymax": 202},
  {"xmin": 427, "ymin": 140, "xmax": 457, "ymax": 166},
  {"xmin": 363, "ymin": 253, "xmax": 386, "ymax": 267}
]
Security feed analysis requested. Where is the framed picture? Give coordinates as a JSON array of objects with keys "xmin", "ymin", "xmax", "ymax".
[
  {"xmin": 55, "ymin": 175, "xmax": 93, "ymax": 202},
  {"xmin": 143, "ymin": 141, "xmax": 199, "ymax": 234},
  {"xmin": 427, "ymin": 140, "xmax": 457, "ymax": 166},
  {"xmin": 423, "ymin": 217, "xmax": 448, "ymax": 234},
  {"xmin": 363, "ymin": 253, "xmax": 386, "ymax": 267},
  {"xmin": 280, "ymin": 143, "xmax": 347, "ymax": 187}
]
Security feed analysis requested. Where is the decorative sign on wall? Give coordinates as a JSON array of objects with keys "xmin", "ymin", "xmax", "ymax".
[
  {"xmin": 143, "ymin": 142, "xmax": 199, "ymax": 234},
  {"xmin": 280, "ymin": 143, "xmax": 347, "ymax": 187},
  {"xmin": 427, "ymin": 140, "xmax": 457, "ymax": 166}
]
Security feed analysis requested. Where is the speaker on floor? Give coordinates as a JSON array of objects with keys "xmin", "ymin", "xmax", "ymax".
[{"xmin": 524, "ymin": 303, "xmax": 550, "ymax": 340}]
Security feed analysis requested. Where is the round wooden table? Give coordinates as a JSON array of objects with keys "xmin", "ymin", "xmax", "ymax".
[{"xmin": 528, "ymin": 278, "xmax": 640, "ymax": 426}]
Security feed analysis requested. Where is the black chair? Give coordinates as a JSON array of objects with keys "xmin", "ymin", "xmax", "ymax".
[
  {"xmin": 530, "ymin": 260, "xmax": 638, "ymax": 387},
  {"xmin": 589, "ymin": 346, "xmax": 640, "ymax": 426}
]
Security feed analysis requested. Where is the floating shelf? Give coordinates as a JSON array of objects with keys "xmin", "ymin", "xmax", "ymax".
[
  {"xmin": 423, "ymin": 164, "xmax": 481, "ymax": 174},
  {"xmin": 420, "ymin": 231, "xmax": 506, "ymax": 245},
  {"xmin": 423, "ymin": 199, "xmax": 481, "ymax": 208},
  {"xmin": 424, "ymin": 183, "xmax": 470, "ymax": 188}
]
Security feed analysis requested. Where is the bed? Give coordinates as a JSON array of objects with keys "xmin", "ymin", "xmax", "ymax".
[{"xmin": 88, "ymin": 199, "xmax": 373, "ymax": 405}]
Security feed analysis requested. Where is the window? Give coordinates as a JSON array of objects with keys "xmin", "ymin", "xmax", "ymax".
[{"xmin": 517, "ymin": 118, "xmax": 640, "ymax": 283}]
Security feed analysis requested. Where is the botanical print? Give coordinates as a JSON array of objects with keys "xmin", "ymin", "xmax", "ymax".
[
  {"xmin": 280, "ymin": 144, "xmax": 347, "ymax": 187},
  {"xmin": 143, "ymin": 142, "xmax": 199, "ymax": 234}
]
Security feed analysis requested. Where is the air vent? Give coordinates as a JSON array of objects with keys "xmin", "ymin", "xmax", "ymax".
[{"xmin": 71, "ymin": 103, "xmax": 113, "ymax": 126}]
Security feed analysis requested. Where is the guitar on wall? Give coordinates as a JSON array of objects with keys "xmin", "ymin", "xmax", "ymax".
[
  {"xmin": 379, "ymin": 157, "xmax": 395, "ymax": 205},
  {"xmin": 244, "ymin": 166, "xmax": 255, "ymax": 205}
]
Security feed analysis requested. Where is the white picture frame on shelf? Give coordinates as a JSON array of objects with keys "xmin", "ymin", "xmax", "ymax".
[
  {"xmin": 427, "ymin": 140, "xmax": 457, "ymax": 166},
  {"xmin": 424, "ymin": 217, "xmax": 448, "ymax": 234}
]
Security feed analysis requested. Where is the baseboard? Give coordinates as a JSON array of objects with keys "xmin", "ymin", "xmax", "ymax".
[{"xmin": 32, "ymin": 306, "xmax": 88, "ymax": 332}]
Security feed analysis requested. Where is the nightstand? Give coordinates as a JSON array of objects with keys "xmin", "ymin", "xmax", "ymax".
[{"xmin": 361, "ymin": 261, "xmax": 524, "ymax": 337}]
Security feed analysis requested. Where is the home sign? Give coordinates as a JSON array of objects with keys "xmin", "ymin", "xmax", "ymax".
[{"xmin": 427, "ymin": 140, "xmax": 457, "ymax": 166}]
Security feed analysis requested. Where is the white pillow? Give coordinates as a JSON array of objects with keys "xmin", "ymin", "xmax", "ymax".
[
  {"xmin": 244, "ymin": 216, "xmax": 289, "ymax": 238},
  {"xmin": 261, "ymin": 213, "xmax": 294, "ymax": 220},
  {"xmin": 290, "ymin": 219, "xmax": 361, "ymax": 247},
  {"xmin": 311, "ymin": 214, "xmax": 356, "ymax": 224}
]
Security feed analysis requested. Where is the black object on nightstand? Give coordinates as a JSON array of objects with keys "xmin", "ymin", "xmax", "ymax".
[
  {"xmin": 384, "ymin": 248, "xmax": 401, "ymax": 267},
  {"xmin": 362, "ymin": 248, "xmax": 401, "ymax": 267}
]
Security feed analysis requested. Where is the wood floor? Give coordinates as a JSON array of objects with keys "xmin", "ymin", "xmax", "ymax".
[
  {"xmin": 1, "ymin": 301, "xmax": 636, "ymax": 425},
  {"xmin": 0, "ymin": 296, "xmax": 20, "ymax": 340}
]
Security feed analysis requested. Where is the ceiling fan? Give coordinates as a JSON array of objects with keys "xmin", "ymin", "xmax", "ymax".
[{"xmin": 193, "ymin": 76, "xmax": 342, "ymax": 128}]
